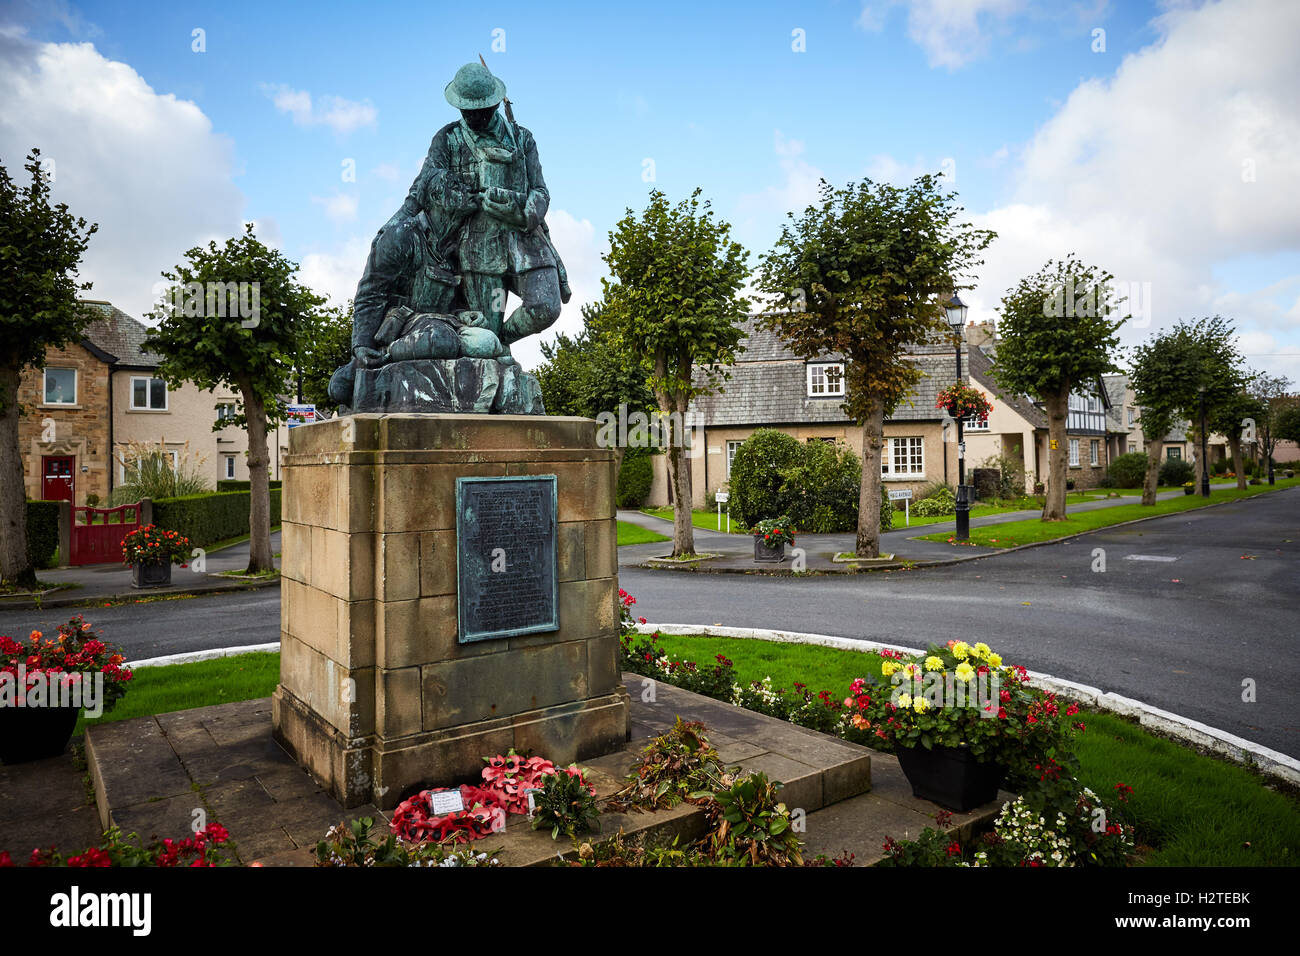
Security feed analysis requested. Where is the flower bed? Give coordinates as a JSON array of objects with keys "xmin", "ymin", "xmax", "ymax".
[
  {"xmin": 1, "ymin": 824, "xmax": 232, "ymax": 867},
  {"xmin": 617, "ymin": 590, "xmax": 1136, "ymax": 866}
]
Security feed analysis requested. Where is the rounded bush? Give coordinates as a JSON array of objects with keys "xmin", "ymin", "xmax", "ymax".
[
  {"xmin": 616, "ymin": 449, "xmax": 653, "ymax": 508},
  {"xmin": 911, "ymin": 486, "xmax": 956, "ymax": 517},
  {"xmin": 727, "ymin": 429, "xmax": 806, "ymax": 528},
  {"xmin": 1158, "ymin": 457, "xmax": 1194, "ymax": 487},
  {"xmin": 1107, "ymin": 452, "xmax": 1149, "ymax": 488}
]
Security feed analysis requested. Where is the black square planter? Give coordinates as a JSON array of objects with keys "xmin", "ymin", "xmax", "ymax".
[
  {"xmin": 753, "ymin": 537, "xmax": 785, "ymax": 562},
  {"xmin": 132, "ymin": 561, "xmax": 172, "ymax": 588},
  {"xmin": 895, "ymin": 744, "xmax": 1006, "ymax": 812}
]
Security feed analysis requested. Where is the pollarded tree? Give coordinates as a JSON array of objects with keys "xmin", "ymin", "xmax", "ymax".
[
  {"xmin": 145, "ymin": 224, "xmax": 325, "ymax": 572},
  {"xmin": 1208, "ymin": 388, "xmax": 1264, "ymax": 491},
  {"xmin": 0, "ymin": 150, "xmax": 98, "ymax": 587},
  {"xmin": 1246, "ymin": 371, "xmax": 1293, "ymax": 480},
  {"xmin": 1129, "ymin": 326, "xmax": 1199, "ymax": 505},
  {"xmin": 597, "ymin": 189, "xmax": 749, "ymax": 557},
  {"xmin": 993, "ymin": 257, "xmax": 1125, "ymax": 520},
  {"xmin": 757, "ymin": 175, "xmax": 996, "ymax": 557}
]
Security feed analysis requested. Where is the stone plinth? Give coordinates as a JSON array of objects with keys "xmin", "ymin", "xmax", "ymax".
[{"xmin": 271, "ymin": 414, "xmax": 629, "ymax": 809}]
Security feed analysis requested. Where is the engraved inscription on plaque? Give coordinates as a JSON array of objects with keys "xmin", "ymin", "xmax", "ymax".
[{"xmin": 456, "ymin": 475, "xmax": 559, "ymax": 643}]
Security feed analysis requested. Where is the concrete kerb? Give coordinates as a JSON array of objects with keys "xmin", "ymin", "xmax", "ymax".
[
  {"xmin": 635, "ymin": 622, "xmax": 1300, "ymax": 788},
  {"xmin": 125, "ymin": 642, "xmax": 281, "ymax": 669}
]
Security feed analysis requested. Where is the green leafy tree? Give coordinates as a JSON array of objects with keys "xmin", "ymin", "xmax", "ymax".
[
  {"xmin": 0, "ymin": 150, "xmax": 98, "ymax": 587},
  {"xmin": 144, "ymin": 223, "xmax": 324, "ymax": 572},
  {"xmin": 1129, "ymin": 327, "xmax": 1198, "ymax": 505},
  {"xmin": 297, "ymin": 301, "xmax": 354, "ymax": 412},
  {"xmin": 1246, "ymin": 371, "xmax": 1294, "ymax": 480},
  {"xmin": 597, "ymin": 189, "xmax": 749, "ymax": 556},
  {"xmin": 993, "ymin": 257, "xmax": 1125, "ymax": 520},
  {"xmin": 536, "ymin": 301, "xmax": 654, "ymax": 474},
  {"xmin": 1207, "ymin": 388, "xmax": 1264, "ymax": 490},
  {"xmin": 756, "ymin": 175, "xmax": 995, "ymax": 556}
]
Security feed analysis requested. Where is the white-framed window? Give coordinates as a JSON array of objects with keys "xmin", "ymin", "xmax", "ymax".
[
  {"xmin": 1090, "ymin": 440, "xmax": 1099, "ymax": 466},
  {"xmin": 130, "ymin": 376, "xmax": 168, "ymax": 410},
  {"xmin": 725, "ymin": 440, "xmax": 743, "ymax": 477},
  {"xmin": 43, "ymin": 367, "xmax": 77, "ymax": 405},
  {"xmin": 963, "ymin": 414, "xmax": 989, "ymax": 431},
  {"xmin": 1069, "ymin": 439, "xmax": 1080, "ymax": 467},
  {"xmin": 882, "ymin": 436, "xmax": 925, "ymax": 478},
  {"xmin": 1167, "ymin": 446, "xmax": 1182, "ymax": 461},
  {"xmin": 806, "ymin": 362, "xmax": 845, "ymax": 397},
  {"xmin": 1127, "ymin": 407, "xmax": 1136, "ymax": 426},
  {"xmin": 224, "ymin": 455, "xmax": 236, "ymax": 479},
  {"xmin": 216, "ymin": 403, "xmax": 237, "ymax": 422},
  {"xmin": 1128, "ymin": 442, "xmax": 1137, "ymax": 454}
]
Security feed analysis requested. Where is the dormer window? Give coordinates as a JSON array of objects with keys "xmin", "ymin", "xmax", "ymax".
[{"xmin": 807, "ymin": 362, "xmax": 844, "ymax": 397}]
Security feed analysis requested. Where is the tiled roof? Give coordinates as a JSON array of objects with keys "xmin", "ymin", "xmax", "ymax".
[
  {"xmin": 966, "ymin": 344, "xmax": 1047, "ymax": 429},
  {"xmin": 79, "ymin": 300, "xmax": 161, "ymax": 369},
  {"xmin": 689, "ymin": 318, "xmax": 954, "ymax": 425}
]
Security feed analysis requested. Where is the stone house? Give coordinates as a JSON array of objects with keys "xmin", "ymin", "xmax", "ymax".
[
  {"xmin": 19, "ymin": 301, "xmax": 292, "ymax": 506},
  {"xmin": 1101, "ymin": 373, "xmax": 1230, "ymax": 468}
]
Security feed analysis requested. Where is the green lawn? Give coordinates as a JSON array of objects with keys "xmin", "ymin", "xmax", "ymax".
[
  {"xmin": 642, "ymin": 507, "xmax": 749, "ymax": 534},
  {"xmin": 917, "ymin": 477, "xmax": 1300, "ymax": 548},
  {"xmin": 75, "ymin": 651, "xmax": 280, "ymax": 738},
  {"xmin": 616, "ymin": 520, "xmax": 670, "ymax": 546}
]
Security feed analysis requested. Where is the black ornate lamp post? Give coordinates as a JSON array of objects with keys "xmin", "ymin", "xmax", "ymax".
[
  {"xmin": 946, "ymin": 294, "xmax": 971, "ymax": 540},
  {"xmin": 1197, "ymin": 385, "xmax": 1211, "ymax": 497}
]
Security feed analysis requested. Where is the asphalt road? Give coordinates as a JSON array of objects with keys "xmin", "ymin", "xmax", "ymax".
[{"xmin": 5, "ymin": 488, "xmax": 1296, "ymax": 756}]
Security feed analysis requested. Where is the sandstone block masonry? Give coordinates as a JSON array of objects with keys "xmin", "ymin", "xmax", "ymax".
[{"xmin": 272, "ymin": 414, "xmax": 630, "ymax": 809}]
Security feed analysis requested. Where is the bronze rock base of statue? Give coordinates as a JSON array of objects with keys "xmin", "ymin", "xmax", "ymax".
[{"xmin": 344, "ymin": 357, "xmax": 545, "ymax": 415}]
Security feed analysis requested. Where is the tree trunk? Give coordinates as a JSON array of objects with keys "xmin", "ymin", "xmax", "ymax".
[
  {"xmin": 664, "ymin": 398, "xmax": 694, "ymax": 557},
  {"xmin": 1230, "ymin": 436, "xmax": 1245, "ymax": 490},
  {"xmin": 1141, "ymin": 437, "xmax": 1163, "ymax": 506},
  {"xmin": 0, "ymin": 364, "xmax": 36, "ymax": 588},
  {"xmin": 242, "ymin": 382, "xmax": 275, "ymax": 573},
  {"xmin": 1042, "ymin": 388, "xmax": 1069, "ymax": 521},
  {"xmin": 855, "ymin": 398, "xmax": 885, "ymax": 558}
]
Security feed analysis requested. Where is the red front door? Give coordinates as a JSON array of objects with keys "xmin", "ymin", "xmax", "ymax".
[{"xmin": 42, "ymin": 455, "xmax": 75, "ymax": 501}]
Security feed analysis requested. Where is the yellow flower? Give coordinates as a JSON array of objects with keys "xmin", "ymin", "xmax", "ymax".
[
  {"xmin": 881, "ymin": 661, "xmax": 899, "ymax": 676},
  {"xmin": 896, "ymin": 692, "xmax": 913, "ymax": 708},
  {"xmin": 913, "ymin": 696, "xmax": 930, "ymax": 713},
  {"xmin": 924, "ymin": 656, "xmax": 944, "ymax": 672},
  {"xmin": 973, "ymin": 642, "xmax": 991, "ymax": 660},
  {"xmin": 986, "ymin": 653, "xmax": 1002, "ymax": 667},
  {"xmin": 952, "ymin": 641, "xmax": 970, "ymax": 659},
  {"xmin": 955, "ymin": 661, "xmax": 976, "ymax": 683}
]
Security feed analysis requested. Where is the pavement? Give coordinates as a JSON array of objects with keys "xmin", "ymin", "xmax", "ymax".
[
  {"xmin": 1, "ymin": 531, "xmax": 282, "ymax": 611},
  {"xmin": 616, "ymin": 482, "xmax": 1250, "ymax": 572}
]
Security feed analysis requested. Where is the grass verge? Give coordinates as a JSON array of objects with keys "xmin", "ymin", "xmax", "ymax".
[
  {"xmin": 642, "ymin": 507, "xmax": 749, "ymax": 534},
  {"xmin": 616, "ymin": 521, "xmax": 670, "ymax": 546},
  {"xmin": 917, "ymin": 478, "xmax": 1300, "ymax": 548}
]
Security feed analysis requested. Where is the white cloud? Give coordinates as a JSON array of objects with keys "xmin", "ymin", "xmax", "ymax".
[
  {"xmin": 311, "ymin": 191, "xmax": 359, "ymax": 225},
  {"xmin": 0, "ymin": 37, "xmax": 245, "ymax": 321},
  {"xmin": 857, "ymin": 0, "xmax": 1026, "ymax": 69},
  {"xmin": 969, "ymin": 0, "xmax": 1300, "ymax": 383},
  {"xmin": 298, "ymin": 235, "xmax": 372, "ymax": 309},
  {"xmin": 261, "ymin": 83, "xmax": 377, "ymax": 135},
  {"xmin": 736, "ymin": 130, "xmax": 827, "ymax": 225}
]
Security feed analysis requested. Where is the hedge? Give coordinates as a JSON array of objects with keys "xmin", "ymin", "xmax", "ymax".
[
  {"xmin": 616, "ymin": 448, "xmax": 654, "ymax": 508},
  {"xmin": 26, "ymin": 500, "xmax": 60, "ymax": 568},
  {"xmin": 215, "ymin": 479, "xmax": 282, "ymax": 492},
  {"xmin": 152, "ymin": 489, "xmax": 282, "ymax": 548}
]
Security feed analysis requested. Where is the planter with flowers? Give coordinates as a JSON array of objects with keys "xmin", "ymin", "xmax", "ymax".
[
  {"xmin": 121, "ymin": 524, "xmax": 192, "ymax": 588},
  {"xmin": 846, "ymin": 640, "xmax": 1083, "ymax": 812},
  {"xmin": 1183, "ymin": 481, "xmax": 1195, "ymax": 495},
  {"xmin": 751, "ymin": 517, "xmax": 795, "ymax": 563},
  {"xmin": 935, "ymin": 382, "xmax": 993, "ymax": 424},
  {"xmin": 0, "ymin": 616, "xmax": 133, "ymax": 764}
]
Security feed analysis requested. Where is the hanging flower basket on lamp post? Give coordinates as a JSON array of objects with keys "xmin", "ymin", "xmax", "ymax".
[{"xmin": 935, "ymin": 382, "xmax": 993, "ymax": 423}]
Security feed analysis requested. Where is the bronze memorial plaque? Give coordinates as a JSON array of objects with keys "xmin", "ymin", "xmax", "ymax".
[{"xmin": 455, "ymin": 475, "xmax": 559, "ymax": 642}]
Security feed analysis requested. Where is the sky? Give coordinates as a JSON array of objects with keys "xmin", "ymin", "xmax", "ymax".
[{"xmin": 2, "ymin": 0, "xmax": 1298, "ymax": 384}]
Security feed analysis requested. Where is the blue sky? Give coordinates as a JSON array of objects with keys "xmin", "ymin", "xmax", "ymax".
[{"xmin": 3, "ymin": 0, "xmax": 1298, "ymax": 380}]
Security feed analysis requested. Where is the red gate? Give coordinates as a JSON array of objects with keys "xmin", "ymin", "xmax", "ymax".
[{"xmin": 70, "ymin": 503, "xmax": 141, "ymax": 566}]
